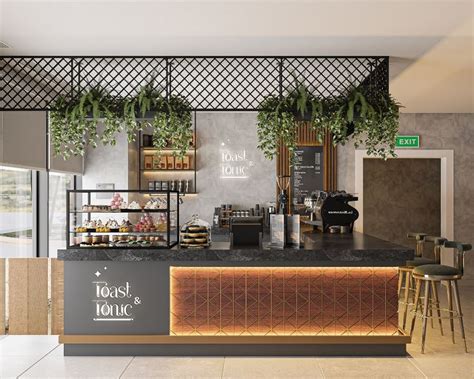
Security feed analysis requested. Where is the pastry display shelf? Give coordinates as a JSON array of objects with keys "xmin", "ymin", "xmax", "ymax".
[
  {"xmin": 67, "ymin": 189, "xmax": 180, "ymax": 250},
  {"xmin": 140, "ymin": 169, "xmax": 195, "ymax": 172},
  {"xmin": 71, "ymin": 243, "xmax": 170, "ymax": 249},
  {"xmin": 70, "ymin": 209, "xmax": 174, "ymax": 213},
  {"xmin": 69, "ymin": 231, "xmax": 168, "ymax": 234}
]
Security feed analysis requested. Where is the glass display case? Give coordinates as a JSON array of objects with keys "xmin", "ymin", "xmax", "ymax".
[{"xmin": 66, "ymin": 189, "xmax": 179, "ymax": 249}]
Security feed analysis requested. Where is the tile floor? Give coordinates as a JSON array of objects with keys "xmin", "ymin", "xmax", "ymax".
[{"xmin": 1, "ymin": 286, "xmax": 473, "ymax": 379}]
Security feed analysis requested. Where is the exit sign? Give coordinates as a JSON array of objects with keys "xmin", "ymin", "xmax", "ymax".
[{"xmin": 396, "ymin": 135, "xmax": 420, "ymax": 148}]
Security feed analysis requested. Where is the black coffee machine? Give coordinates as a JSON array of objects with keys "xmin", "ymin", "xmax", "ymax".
[{"xmin": 314, "ymin": 191, "xmax": 359, "ymax": 233}]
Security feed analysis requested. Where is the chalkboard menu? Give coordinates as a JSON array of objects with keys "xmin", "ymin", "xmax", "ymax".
[{"xmin": 291, "ymin": 146, "xmax": 324, "ymax": 205}]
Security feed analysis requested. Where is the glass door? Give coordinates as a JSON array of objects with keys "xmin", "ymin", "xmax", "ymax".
[{"xmin": 0, "ymin": 166, "xmax": 34, "ymax": 257}]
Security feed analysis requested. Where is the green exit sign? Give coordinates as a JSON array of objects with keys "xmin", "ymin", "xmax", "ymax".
[{"xmin": 396, "ymin": 135, "xmax": 420, "ymax": 148}]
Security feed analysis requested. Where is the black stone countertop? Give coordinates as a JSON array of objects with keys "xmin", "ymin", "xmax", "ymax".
[{"xmin": 58, "ymin": 232, "xmax": 413, "ymax": 266}]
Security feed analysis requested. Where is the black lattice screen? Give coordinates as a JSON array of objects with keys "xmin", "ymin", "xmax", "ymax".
[{"xmin": 0, "ymin": 56, "xmax": 389, "ymax": 111}]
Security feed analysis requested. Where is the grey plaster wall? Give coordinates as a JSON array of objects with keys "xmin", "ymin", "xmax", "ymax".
[
  {"xmin": 180, "ymin": 112, "xmax": 276, "ymax": 224},
  {"xmin": 82, "ymin": 113, "xmax": 276, "ymax": 226},
  {"xmin": 337, "ymin": 113, "xmax": 474, "ymax": 279},
  {"xmin": 83, "ymin": 129, "xmax": 131, "ymax": 204}
]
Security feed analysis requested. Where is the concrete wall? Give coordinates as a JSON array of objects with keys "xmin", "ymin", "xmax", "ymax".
[
  {"xmin": 82, "ymin": 113, "xmax": 276, "ymax": 225},
  {"xmin": 180, "ymin": 112, "xmax": 276, "ymax": 224},
  {"xmin": 82, "ymin": 130, "xmax": 131, "ymax": 206},
  {"xmin": 338, "ymin": 113, "xmax": 474, "ymax": 279}
]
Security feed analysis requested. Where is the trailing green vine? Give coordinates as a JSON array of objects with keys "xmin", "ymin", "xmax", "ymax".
[
  {"xmin": 50, "ymin": 86, "xmax": 121, "ymax": 158},
  {"xmin": 50, "ymin": 81, "xmax": 193, "ymax": 159},
  {"xmin": 256, "ymin": 80, "xmax": 401, "ymax": 163},
  {"xmin": 257, "ymin": 78, "xmax": 325, "ymax": 164}
]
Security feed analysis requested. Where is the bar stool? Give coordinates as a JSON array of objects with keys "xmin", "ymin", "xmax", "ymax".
[
  {"xmin": 399, "ymin": 233, "xmax": 430, "ymax": 330},
  {"xmin": 410, "ymin": 241, "xmax": 472, "ymax": 353}
]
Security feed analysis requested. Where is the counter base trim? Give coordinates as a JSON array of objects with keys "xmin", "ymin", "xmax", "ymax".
[
  {"xmin": 60, "ymin": 336, "xmax": 407, "ymax": 357},
  {"xmin": 60, "ymin": 334, "xmax": 410, "ymax": 345}
]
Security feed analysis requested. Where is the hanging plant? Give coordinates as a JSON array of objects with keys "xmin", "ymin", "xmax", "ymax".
[
  {"xmin": 122, "ymin": 80, "xmax": 163, "ymax": 144},
  {"xmin": 323, "ymin": 89, "xmax": 401, "ymax": 159},
  {"xmin": 257, "ymin": 77, "xmax": 324, "ymax": 164},
  {"xmin": 257, "ymin": 96, "xmax": 296, "ymax": 161},
  {"xmin": 150, "ymin": 94, "xmax": 193, "ymax": 159},
  {"xmin": 50, "ymin": 86, "xmax": 121, "ymax": 159},
  {"xmin": 362, "ymin": 93, "xmax": 400, "ymax": 158},
  {"xmin": 49, "ymin": 79, "xmax": 193, "ymax": 160},
  {"xmin": 124, "ymin": 79, "xmax": 193, "ymax": 158},
  {"xmin": 257, "ymin": 80, "xmax": 401, "ymax": 162}
]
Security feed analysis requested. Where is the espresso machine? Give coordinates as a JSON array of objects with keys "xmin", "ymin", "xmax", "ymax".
[{"xmin": 312, "ymin": 191, "xmax": 359, "ymax": 233}]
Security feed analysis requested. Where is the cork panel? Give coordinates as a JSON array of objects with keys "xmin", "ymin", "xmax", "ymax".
[
  {"xmin": 27, "ymin": 259, "xmax": 48, "ymax": 334},
  {"xmin": 8, "ymin": 259, "xmax": 28, "ymax": 334},
  {"xmin": 0, "ymin": 259, "xmax": 5, "ymax": 334},
  {"xmin": 9, "ymin": 259, "xmax": 48, "ymax": 334},
  {"xmin": 51, "ymin": 259, "xmax": 64, "ymax": 335}
]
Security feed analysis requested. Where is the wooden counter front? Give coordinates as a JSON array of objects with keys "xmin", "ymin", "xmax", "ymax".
[{"xmin": 170, "ymin": 267, "xmax": 399, "ymax": 337}]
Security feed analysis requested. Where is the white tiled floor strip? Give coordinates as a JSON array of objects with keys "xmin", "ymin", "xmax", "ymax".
[{"xmin": 0, "ymin": 287, "xmax": 471, "ymax": 379}]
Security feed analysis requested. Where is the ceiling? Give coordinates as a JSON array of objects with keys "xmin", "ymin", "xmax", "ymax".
[{"xmin": 0, "ymin": 0, "xmax": 473, "ymax": 112}]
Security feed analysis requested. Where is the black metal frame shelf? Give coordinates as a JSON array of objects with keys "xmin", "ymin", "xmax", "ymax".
[
  {"xmin": 66, "ymin": 189, "xmax": 180, "ymax": 249},
  {"xmin": 0, "ymin": 56, "xmax": 389, "ymax": 111},
  {"xmin": 140, "ymin": 169, "xmax": 195, "ymax": 172},
  {"xmin": 69, "ymin": 231, "xmax": 168, "ymax": 235},
  {"xmin": 70, "ymin": 209, "xmax": 174, "ymax": 213},
  {"xmin": 138, "ymin": 111, "xmax": 198, "ymax": 194}
]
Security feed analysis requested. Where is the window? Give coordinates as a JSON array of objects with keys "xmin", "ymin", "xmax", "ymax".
[
  {"xmin": 48, "ymin": 172, "xmax": 74, "ymax": 258},
  {"xmin": 0, "ymin": 166, "xmax": 34, "ymax": 257}
]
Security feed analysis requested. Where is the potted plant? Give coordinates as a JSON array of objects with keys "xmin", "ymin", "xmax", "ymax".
[
  {"xmin": 50, "ymin": 86, "xmax": 122, "ymax": 159},
  {"xmin": 50, "ymin": 80, "xmax": 194, "ymax": 160},
  {"xmin": 257, "ymin": 78, "xmax": 324, "ymax": 164},
  {"xmin": 257, "ymin": 81, "xmax": 401, "ymax": 163},
  {"xmin": 323, "ymin": 89, "xmax": 400, "ymax": 158}
]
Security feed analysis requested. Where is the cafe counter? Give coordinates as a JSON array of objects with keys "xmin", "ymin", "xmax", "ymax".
[{"xmin": 58, "ymin": 232, "xmax": 413, "ymax": 356}]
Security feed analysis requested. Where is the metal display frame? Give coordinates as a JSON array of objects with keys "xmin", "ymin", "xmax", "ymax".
[
  {"xmin": 0, "ymin": 56, "xmax": 389, "ymax": 111},
  {"xmin": 66, "ymin": 189, "xmax": 180, "ymax": 249}
]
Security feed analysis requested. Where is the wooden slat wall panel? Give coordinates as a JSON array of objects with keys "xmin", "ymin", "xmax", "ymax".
[
  {"xmin": 8, "ymin": 259, "xmax": 28, "ymax": 334},
  {"xmin": 9, "ymin": 258, "xmax": 48, "ymax": 334},
  {"xmin": 51, "ymin": 259, "xmax": 64, "ymax": 335},
  {"xmin": 277, "ymin": 124, "xmax": 337, "ymax": 206},
  {"xmin": 0, "ymin": 259, "xmax": 5, "ymax": 334},
  {"xmin": 28, "ymin": 259, "xmax": 49, "ymax": 334}
]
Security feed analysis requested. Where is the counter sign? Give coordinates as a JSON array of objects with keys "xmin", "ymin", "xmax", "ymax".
[
  {"xmin": 92, "ymin": 266, "xmax": 141, "ymax": 322},
  {"xmin": 395, "ymin": 135, "xmax": 420, "ymax": 148}
]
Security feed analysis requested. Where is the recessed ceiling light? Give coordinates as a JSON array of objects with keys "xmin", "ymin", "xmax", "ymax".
[{"xmin": 0, "ymin": 41, "xmax": 10, "ymax": 48}]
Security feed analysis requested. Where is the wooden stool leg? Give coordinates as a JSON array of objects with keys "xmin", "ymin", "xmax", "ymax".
[
  {"xmin": 398, "ymin": 269, "xmax": 403, "ymax": 296},
  {"xmin": 431, "ymin": 281, "xmax": 444, "ymax": 336},
  {"xmin": 429, "ymin": 294, "xmax": 434, "ymax": 329},
  {"xmin": 402, "ymin": 271, "xmax": 411, "ymax": 330},
  {"xmin": 410, "ymin": 279, "xmax": 422, "ymax": 336},
  {"xmin": 452, "ymin": 281, "xmax": 468, "ymax": 353},
  {"xmin": 421, "ymin": 280, "xmax": 431, "ymax": 353},
  {"xmin": 447, "ymin": 280, "xmax": 455, "ymax": 344}
]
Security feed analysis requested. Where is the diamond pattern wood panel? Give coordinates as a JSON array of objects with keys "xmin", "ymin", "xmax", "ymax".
[{"xmin": 170, "ymin": 267, "xmax": 399, "ymax": 336}]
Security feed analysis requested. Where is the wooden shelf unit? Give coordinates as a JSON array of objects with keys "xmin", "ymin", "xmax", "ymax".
[{"xmin": 138, "ymin": 112, "xmax": 198, "ymax": 195}]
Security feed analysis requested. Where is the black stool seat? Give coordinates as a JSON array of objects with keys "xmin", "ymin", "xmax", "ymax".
[
  {"xmin": 413, "ymin": 264, "xmax": 461, "ymax": 277},
  {"xmin": 406, "ymin": 257, "xmax": 435, "ymax": 267}
]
